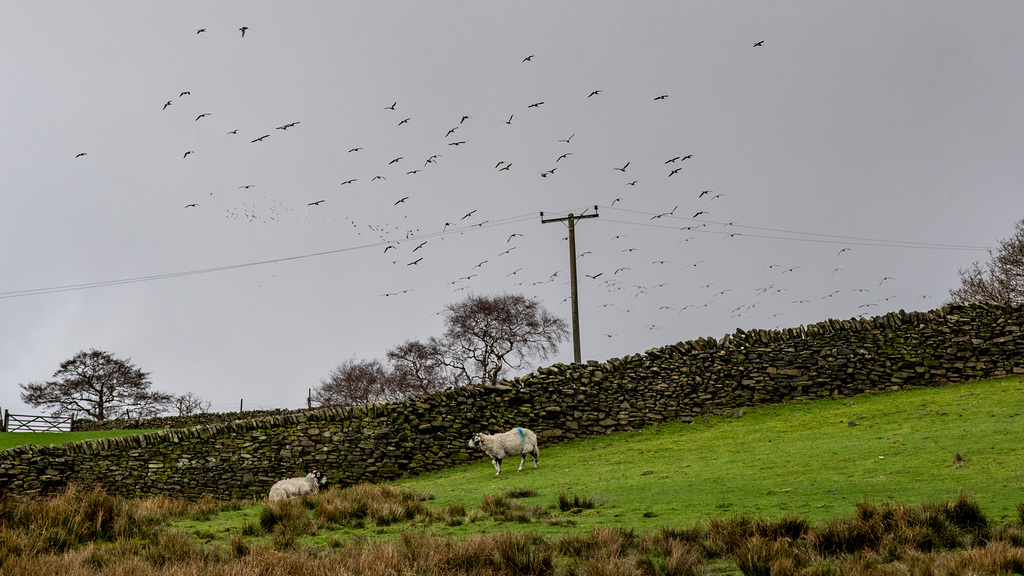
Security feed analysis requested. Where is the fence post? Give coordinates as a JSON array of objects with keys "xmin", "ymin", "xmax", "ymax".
[
  {"xmin": 3, "ymin": 409, "xmax": 8, "ymax": 433},
  {"xmin": 307, "ymin": 389, "xmax": 312, "ymax": 409},
  {"xmin": 239, "ymin": 399, "xmax": 243, "ymax": 413}
]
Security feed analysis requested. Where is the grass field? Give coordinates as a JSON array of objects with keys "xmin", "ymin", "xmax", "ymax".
[
  {"xmin": 395, "ymin": 375, "xmax": 1024, "ymax": 534},
  {"xmin": 0, "ymin": 429, "xmax": 155, "ymax": 451},
  {"xmin": 3, "ymin": 377, "xmax": 1024, "ymax": 574}
]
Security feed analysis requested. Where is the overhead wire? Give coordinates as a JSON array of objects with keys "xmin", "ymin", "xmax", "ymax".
[{"xmin": 0, "ymin": 205, "xmax": 986, "ymax": 300}]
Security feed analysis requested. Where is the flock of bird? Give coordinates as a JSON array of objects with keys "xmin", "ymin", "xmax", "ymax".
[{"xmin": 66, "ymin": 23, "xmax": 942, "ymax": 354}]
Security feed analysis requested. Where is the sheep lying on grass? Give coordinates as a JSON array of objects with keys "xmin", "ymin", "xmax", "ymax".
[
  {"xmin": 468, "ymin": 427, "xmax": 539, "ymax": 475},
  {"xmin": 268, "ymin": 470, "xmax": 327, "ymax": 501}
]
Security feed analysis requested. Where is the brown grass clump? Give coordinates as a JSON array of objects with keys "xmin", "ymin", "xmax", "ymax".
[
  {"xmin": 309, "ymin": 483, "xmax": 433, "ymax": 528},
  {"xmin": 0, "ymin": 486, "xmax": 1019, "ymax": 575},
  {"xmin": 480, "ymin": 492, "xmax": 547, "ymax": 523}
]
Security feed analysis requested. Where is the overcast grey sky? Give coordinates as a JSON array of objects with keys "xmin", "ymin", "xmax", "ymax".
[{"xmin": 2, "ymin": 2, "xmax": 1022, "ymax": 415}]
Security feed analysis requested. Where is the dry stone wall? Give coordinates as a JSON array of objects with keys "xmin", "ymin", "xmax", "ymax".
[{"xmin": 1, "ymin": 302, "xmax": 1021, "ymax": 499}]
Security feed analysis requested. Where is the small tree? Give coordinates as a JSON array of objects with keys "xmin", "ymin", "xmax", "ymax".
[
  {"xmin": 949, "ymin": 217, "xmax": 1024, "ymax": 305},
  {"xmin": 19, "ymin": 349, "xmax": 174, "ymax": 420},
  {"xmin": 386, "ymin": 339, "xmax": 452, "ymax": 395},
  {"xmin": 175, "ymin": 392, "xmax": 212, "ymax": 416},
  {"xmin": 437, "ymin": 293, "xmax": 570, "ymax": 386},
  {"xmin": 313, "ymin": 358, "xmax": 402, "ymax": 407}
]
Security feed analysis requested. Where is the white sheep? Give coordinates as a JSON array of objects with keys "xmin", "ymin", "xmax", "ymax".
[
  {"xmin": 468, "ymin": 427, "xmax": 539, "ymax": 475},
  {"xmin": 268, "ymin": 470, "xmax": 327, "ymax": 501}
]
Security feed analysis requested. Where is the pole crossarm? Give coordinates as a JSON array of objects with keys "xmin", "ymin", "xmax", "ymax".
[{"xmin": 540, "ymin": 207, "xmax": 599, "ymax": 364}]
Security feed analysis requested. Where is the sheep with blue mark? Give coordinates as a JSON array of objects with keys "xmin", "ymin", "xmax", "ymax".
[{"xmin": 468, "ymin": 427, "xmax": 539, "ymax": 475}]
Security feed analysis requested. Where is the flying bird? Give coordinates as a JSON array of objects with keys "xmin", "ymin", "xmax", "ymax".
[
  {"xmin": 498, "ymin": 163, "xmax": 511, "ymax": 171},
  {"xmin": 448, "ymin": 141, "xmax": 465, "ymax": 146},
  {"xmin": 251, "ymin": 135, "xmax": 270, "ymax": 143},
  {"xmin": 692, "ymin": 211, "xmax": 707, "ymax": 218},
  {"xmin": 398, "ymin": 117, "xmax": 411, "ymax": 125},
  {"xmin": 179, "ymin": 91, "xmax": 190, "ymax": 97},
  {"xmin": 460, "ymin": 115, "xmax": 472, "ymax": 123},
  {"xmin": 754, "ymin": 40, "xmax": 764, "ymax": 47},
  {"xmin": 558, "ymin": 133, "xmax": 574, "ymax": 143},
  {"xmin": 239, "ymin": 26, "xmax": 248, "ymax": 37},
  {"xmin": 385, "ymin": 102, "xmax": 396, "ymax": 110},
  {"xmin": 348, "ymin": 147, "xmax": 362, "ymax": 152},
  {"xmin": 276, "ymin": 122, "xmax": 300, "ymax": 130},
  {"xmin": 588, "ymin": 90, "xmax": 602, "ymax": 97},
  {"xmin": 507, "ymin": 233, "xmax": 522, "ymax": 242},
  {"xmin": 522, "ymin": 55, "xmax": 534, "ymax": 62},
  {"xmin": 506, "ymin": 115, "xmax": 513, "ymax": 124},
  {"xmin": 654, "ymin": 94, "xmax": 669, "ymax": 100},
  {"xmin": 665, "ymin": 156, "xmax": 680, "ymax": 164},
  {"xmin": 184, "ymin": 203, "xmax": 197, "ymax": 208},
  {"xmin": 307, "ymin": 200, "xmax": 325, "ymax": 206},
  {"xmin": 413, "ymin": 241, "xmax": 427, "ymax": 252},
  {"xmin": 196, "ymin": 29, "xmax": 205, "ymax": 34},
  {"xmin": 195, "ymin": 113, "xmax": 211, "ymax": 121},
  {"xmin": 445, "ymin": 126, "xmax": 458, "ymax": 137},
  {"xmin": 651, "ymin": 206, "xmax": 678, "ymax": 219},
  {"xmin": 162, "ymin": 100, "xmax": 172, "ymax": 110},
  {"xmin": 556, "ymin": 153, "xmax": 572, "ymax": 162},
  {"xmin": 614, "ymin": 162, "xmax": 630, "ymax": 172},
  {"xmin": 668, "ymin": 167, "xmax": 682, "ymax": 176},
  {"xmin": 461, "ymin": 209, "xmax": 477, "ymax": 220},
  {"xmin": 527, "ymin": 102, "xmax": 544, "ymax": 108},
  {"xmin": 227, "ymin": 129, "xmax": 238, "ymax": 134},
  {"xmin": 393, "ymin": 196, "xmax": 409, "ymax": 205},
  {"xmin": 389, "ymin": 157, "xmax": 403, "ymax": 164},
  {"xmin": 699, "ymin": 190, "xmax": 712, "ymax": 198},
  {"xmin": 340, "ymin": 179, "xmax": 357, "ymax": 185},
  {"xmin": 75, "ymin": 152, "xmax": 87, "ymax": 158},
  {"xmin": 238, "ymin": 184, "xmax": 254, "ymax": 189},
  {"xmin": 183, "ymin": 150, "xmax": 194, "ymax": 158},
  {"xmin": 610, "ymin": 198, "xmax": 623, "ymax": 205},
  {"xmin": 407, "ymin": 258, "xmax": 423, "ymax": 266}
]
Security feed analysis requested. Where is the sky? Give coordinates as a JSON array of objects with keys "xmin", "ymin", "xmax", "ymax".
[{"xmin": 2, "ymin": 2, "xmax": 1022, "ymax": 415}]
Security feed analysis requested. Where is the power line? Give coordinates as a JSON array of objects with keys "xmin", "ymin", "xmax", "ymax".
[
  {"xmin": 597, "ymin": 206, "xmax": 989, "ymax": 251},
  {"xmin": 0, "ymin": 213, "xmax": 536, "ymax": 300},
  {"xmin": 0, "ymin": 205, "xmax": 987, "ymax": 301}
]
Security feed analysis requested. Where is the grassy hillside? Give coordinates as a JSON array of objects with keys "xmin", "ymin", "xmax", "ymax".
[
  {"xmin": 395, "ymin": 375, "xmax": 1024, "ymax": 533},
  {"xmin": 3, "ymin": 378, "xmax": 1023, "ymax": 574}
]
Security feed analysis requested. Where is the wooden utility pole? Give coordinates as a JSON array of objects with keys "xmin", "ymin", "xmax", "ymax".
[{"xmin": 541, "ymin": 207, "xmax": 599, "ymax": 364}]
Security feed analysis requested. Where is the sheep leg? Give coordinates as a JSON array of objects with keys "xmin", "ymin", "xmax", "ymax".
[
  {"xmin": 493, "ymin": 458, "xmax": 502, "ymax": 475},
  {"xmin": 531, "ymin": 449, "xmax": 539, "ymax": 468},
  {"xmin": 518, "ymin": 454, "xmax": 527, "ymax": 471}
]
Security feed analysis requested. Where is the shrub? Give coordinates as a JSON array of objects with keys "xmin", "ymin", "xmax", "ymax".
[{"xmin": 556, "ymin": 490, "xmax": 600, "ymax": 512}]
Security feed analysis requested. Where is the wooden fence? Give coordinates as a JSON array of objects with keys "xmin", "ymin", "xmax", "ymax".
[{"xmin": 2, "ymin": 410, "xmax": 74, "ymax": 433}]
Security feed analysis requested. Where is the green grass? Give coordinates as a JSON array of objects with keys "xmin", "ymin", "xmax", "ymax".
[
  {"xmin": 395, "ymin": 375, "xmax": 1024, "ymax": 533},
  {"xmin": 0, "ymin": 429, "xmax": 155, "ymax": 451}
]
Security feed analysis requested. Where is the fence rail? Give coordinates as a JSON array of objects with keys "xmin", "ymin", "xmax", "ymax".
[{"xmin": 2, "ymin": 410, "xmax": 74, "ymax": 433}]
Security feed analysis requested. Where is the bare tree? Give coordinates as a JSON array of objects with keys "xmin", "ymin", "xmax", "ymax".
[
  {"xmin": 949, "ymin": 217, "xmax": 1024, "ymax": 305},
  {"xmin": 437, "ymin": 293, "xmax": 570, "ymax": 386},
  {"xmin": 175, "ymin": 392, "xmax": 212, "ymax": 416},
  {"xmin": 313, "ymin": 358, "xmax": 402, "ymax": 407},
  {"xmin": 386, "ymin": 339, "xmax": 452, "ymax": 395},
  {"xmin": 19, "ymin": 349, "xmax": 174, "ymax": 420}
]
